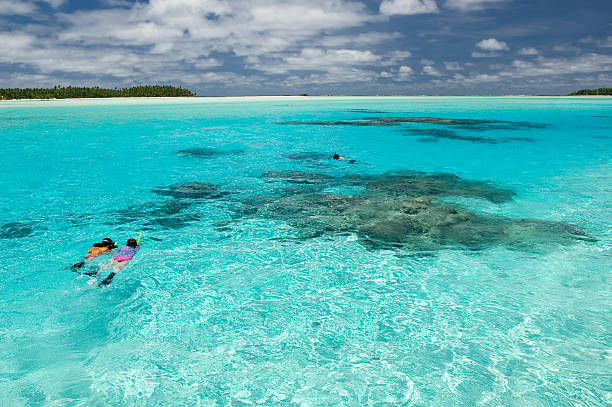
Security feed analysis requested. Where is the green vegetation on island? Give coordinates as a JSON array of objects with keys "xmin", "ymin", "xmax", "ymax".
[
  {"xmin": 568, "ymin": 88, "xmax": 612, "ymax": 96},
  {"xmin": 0, "ymin": 85, "xmax": 195, "ymax": 100}
]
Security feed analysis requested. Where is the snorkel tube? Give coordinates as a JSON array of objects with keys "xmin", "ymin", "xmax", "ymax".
[{"xmin": 137, "ymin": 233, "xmax": 142, "ymax": 246}]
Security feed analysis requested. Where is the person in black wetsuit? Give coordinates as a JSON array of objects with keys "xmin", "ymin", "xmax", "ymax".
[
  {"xmin": 71, "ymin": 237, "xmax": 116, "ymax": 273},
  {"xmin": 333, "ymin": 152, "xmax": 358, "ymax": 164}
]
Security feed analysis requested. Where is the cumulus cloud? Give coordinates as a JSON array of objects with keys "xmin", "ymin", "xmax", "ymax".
[
  {"xmin": 57, "ymin": 0, "xmax": 374, "ymax": 59},
  {"xmin": 441, "ymin": 53, "xmax": 612, "ymax": 87},
  {"xmin": 444, "ymin": 61, "xmax": 463, "ymax": 70},
  {"xmin": 509, "ymin": 54, "xmax": 612, "ymax": 77},
  {"xmin": 422, "ymin": 65, "xmax": 441, "ymax": 76},
  {"xmin": 579, "ymin": 35, "xmax": 612, "ymax": 48},
  {"xmin": 396, "ymin": 65, "xmax": 415, "ymax": 81},
  {"xmin": 444, "ymin": 0, "xmax": 505, "ymax": 11},
  {"xmin": 379, "ymin": 0, "xmax": 439, "ymax": 16},
  {"xmin": 420, "ymin": 58, "xmax": 435, "ymax": 65},
  {"xmin": 476, "ymin": 38, "xmax": 509, "ymax": 51},
  {"xmin": 319, "ymin": 32, "xmax": 402, "ymax": 48},
  {"xmin": 0, "ymin": 0, "xmax": 36, "ymax": 15},
  {"xmin": 1, "ymin": 0, "xmax": 380, "ymax": 87},
  {"xmin": 553, "ymin": 43, "xmax": 581, "ymax": 53},
  {"xmin": 517, "ymin": 47, "xmax": 538, "ymax": 55},
  {"xmin": 41, "ymin": 0, "xmax": 67, "ymax": 8},
  {"xmin": 249, "ymin": 48, "xmax": 382, "ymax": 75}
]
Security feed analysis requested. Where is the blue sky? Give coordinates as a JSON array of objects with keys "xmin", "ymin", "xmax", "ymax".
[{"xmin": 0, "ymin": 0, "xmax": 610, "ymax": 95}]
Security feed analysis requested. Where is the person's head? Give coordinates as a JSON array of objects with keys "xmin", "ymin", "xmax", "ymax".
[
  {"xmin": 102, "ymin": 237, "xmax": 115, "ymax": 248},
  {"xmin": 126, "ymin": 238, "xmax": 138, "ymax": 248},
  {"xmin": 333, "ymin": 152, "xmax": 339, "ymax": 159}
]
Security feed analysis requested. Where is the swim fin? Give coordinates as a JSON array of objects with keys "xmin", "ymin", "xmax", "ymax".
[
  {"xmin": 99, "ymin": 273, "xmax": 115, "ymax": 287},
  {"xmin": 71, "ymin": 261, "xmax": 85, "ymax": 272}
]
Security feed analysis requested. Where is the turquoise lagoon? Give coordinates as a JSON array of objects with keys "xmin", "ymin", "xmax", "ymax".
[{"xmin": 0, "ymin": 97, "xmax": 610, "ymax": 405}]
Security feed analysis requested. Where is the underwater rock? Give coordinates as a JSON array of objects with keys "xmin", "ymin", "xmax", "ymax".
[
  {"xmin": 110, "ymin": 199, "xmax": 200, "ymax": 229},
  {"xmin": 405, "ymin": 128, "xmax": 498, "ymax": 144},
  {"xmin": 234, "ymin": 170, "xmax": 592, "ymax": 252},
  {"xmin": 262, "ymin": 171, "xmax": 335, "ymax": 185},
  {"xmin": 0, "ymin": 221, "xmax": 34, "ymax": 239},
  {"xmin": 353, "ymin": 171, "xmax": 516, "ymax": 204},
  {"xmin": 283, "ymin": 152, "xmax": 331, "ymax": 163},
  {"xmin": 281, "ymin": 116, "xmax": 546, "ymax": 131},
  {"xmin": 177, "ymin": 147, "xmax": 244, "ymax": 158},
  {"xmin": 346, "ymin": 109, "xmax": 389, "ymax": 114},
  {"xmin": 152, "ymin": 182, "xmax": 228, "ymax": 199},
  {"xmin": 405, "ymin": 129, "xmax": 537, "ymax": 143}
]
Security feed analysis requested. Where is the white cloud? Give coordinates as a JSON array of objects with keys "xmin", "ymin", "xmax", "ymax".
[
  {"xmin": 58, "ymin": 0, "xmax": 374, "ymax": 60},
  {"xmin": 250, "ymin": 48, "xmax": 382, "ymax": 74},
  {"xmin": 552, "ymin": 43, "xmax": 581, "ymax": 53},
  {"xmin": 0, "ymin": 0, "xmax": 381, "ymax": 87},
  {"xmin": 420, "ymin": 58, "xmax": 435, "ymax": 65},
  {"xmin": 389, "ymin": 50, "xmax": 413, "ymax": 59},
  {"xmin": 379, "ymin": 0, "xmax": 439, "ymax": 16},
  {"xmin": 41, "ymin": 0, "xmax": 67, "ymax": 8},
  {"xmin": 471, "ymin": 51, "xmax": 501, "ymax": 58},
  {"xmin": 319, "ymin": 32, "xmax": 402, "ymax": 48},
  {"xmin": 579, "ymin": 35, "xmax": 612, "ymax": 48},
  {"xmin": 0, "ymin": 0, "xmax": 36, "ymax": 15},
  {"xmin": 508, "ymin": 54, "xmax": 612, "ymax": 77},
  {"xmin": 442, "ymin": 53, "xmax": 612, "ymax": 87},
  {"xmin": 422, "ymin": 65, "xmax": 441, "ymax": 76},
  {"xmin": 476, "ymin": 38, "xmax": 509, "ymax": 51},
  {"xmin": 285, "ymin": 67, "xmax": 379, "ymax": 85},
  {"xmin": 395, "ymin": 65, "xmax": 414, "ymax": 81},
  {"xmin": 444, "ymin": 0, "xmax": 505, "ymax": 11},
  {"xmin": 444, "ymin": 61, "xmax": 463, "ymax": 70},
  {"xmin": 517, "ymin": 47, "xmax": 538, "ymax": 55}
]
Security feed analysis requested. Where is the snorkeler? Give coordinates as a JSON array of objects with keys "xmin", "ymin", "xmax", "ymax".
[
  {"xmin": 71, "ymin": 237, "xmax": 116, "ymax": 272},
  {"xmin": 333, "ymin": 152, "xmax": 351, "ymax": 161},
  {"xmin": 333, "ymin": 152, "xmax": 364, "ymax": 164},
  {"xmin": 99, "ymin": 237, "xmax": 139, "ymax": 286}
]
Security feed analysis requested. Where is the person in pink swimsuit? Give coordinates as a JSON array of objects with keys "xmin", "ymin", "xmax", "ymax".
[{"xmin": 100, "ymin": 238, "xmax": 139, "ymax": 286}]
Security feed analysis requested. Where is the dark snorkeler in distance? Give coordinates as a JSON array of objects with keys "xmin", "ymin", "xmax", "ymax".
[{"xmin": 333, "ymin": 152, "xmax": 367, "ymax": 165}]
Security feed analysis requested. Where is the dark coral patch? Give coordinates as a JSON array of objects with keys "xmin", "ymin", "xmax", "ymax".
[
  {"xmin": 357, "ymin": 171, "xmax": 516, "ymax": 203},
  {"xmin": 233, "ymin": 170, "xmax": 592, "ymax": 252},
  {"xmin": 405, "ymin": 128, "xmax": 499, "ymax": 144},
  {"xmin": 283, "ymin": 152, "xmax": 331, "ymax": 163},
  {"xmin": 109, "ymin": 199, "xmax": 200, "ymax": 230},
  {"xmin": 262, "ymin": 171, "xmax": 335, "ymax": 185},
  {"xmin": 405, "ymin": 129, "xmax": 536, "ymax": 144},
  {"xmin": 177, "ymin": 147, "xmax": 244, "ymax": 158},
  {"xmin": 0, "ymin": 222, "xmax": 34, "ymax": 239},
  {"xmin": 152, "ymin": 182, "xmax": 228, "ymax": 199},
  {"xmin": 281, "ymin": 116, "xmax": 546, "ymax": 131}
]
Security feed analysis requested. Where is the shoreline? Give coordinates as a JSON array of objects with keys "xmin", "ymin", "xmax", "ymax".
[{"xmin": 1, "ymin": 95, "xmax": 611, "ymax": 106}]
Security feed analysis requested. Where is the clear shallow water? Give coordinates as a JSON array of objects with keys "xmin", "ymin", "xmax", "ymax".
[{"xmin": 0, "ymin": 97, "xmax": 610, "ymax": 406}]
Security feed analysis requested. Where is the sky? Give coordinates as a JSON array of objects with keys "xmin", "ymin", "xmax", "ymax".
[{"xmin": 0, "ymin": 0, "xmax": 610, "ymax": 95}]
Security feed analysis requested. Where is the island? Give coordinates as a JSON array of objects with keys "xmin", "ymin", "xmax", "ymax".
[
  {"xmin": 0, "ymin": 85, "xmax": 195, "ymax": 100},
  {"xmin": 568, "ymin": 88, "xmax": 612, "ymax": 96}
]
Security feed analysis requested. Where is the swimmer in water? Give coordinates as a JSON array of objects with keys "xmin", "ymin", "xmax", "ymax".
[
  {"xmin": 333, "ymin": 152, "xmax": 360, "ymax": 164},
  {"xmin": 100, "ymin": 238, "xmax": 139, "ymax": 286},
  {"xmin": 333, "ymin": 152, "xmax": 350, "ymax": 161},
  {"xmin": 71, "ymin": 237, "xmax": 116, "ymax": 272}
]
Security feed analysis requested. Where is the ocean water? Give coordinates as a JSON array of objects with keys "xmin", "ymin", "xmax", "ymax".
[{"xmin": 0, "ymin": 97, "xmax": 610, "ymax": 406}]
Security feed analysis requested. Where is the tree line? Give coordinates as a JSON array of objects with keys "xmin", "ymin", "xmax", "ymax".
[
  {"xmin": 0, "ymin": 85, "xmax": 195, "ymax": 100},
  {"xmin": 568, "ymin": 88, "xmax": 612, "ymax": 96}
]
